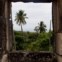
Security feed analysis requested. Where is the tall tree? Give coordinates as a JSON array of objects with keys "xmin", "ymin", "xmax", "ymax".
[
  {"xmin": 39, "ymin": 21, "xmax": 46, "ymax": 33},
  {"xmin": 15, "ymin": 10, "xmax": 27, "ymax": 32}
]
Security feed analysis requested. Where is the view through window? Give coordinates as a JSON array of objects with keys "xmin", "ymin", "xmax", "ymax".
[{"xmin": 12, "ymin": 2, "xmax": 53, "ymax": 51}]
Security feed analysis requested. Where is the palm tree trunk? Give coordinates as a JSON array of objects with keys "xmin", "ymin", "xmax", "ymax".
[
  {"xmin": 21, "ymin": 24, "xmax": 23, "ymax": 36},
  {"xmin": 21, "ymin": 24, "xmax": 23, "ymax": 32}
]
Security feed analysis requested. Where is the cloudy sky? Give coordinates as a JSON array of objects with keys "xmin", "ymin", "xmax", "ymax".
[{"xmin": 12, "ymin": 2, "xmax": 52, "ymax": 32}]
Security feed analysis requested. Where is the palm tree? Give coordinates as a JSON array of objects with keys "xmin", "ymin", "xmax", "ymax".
[
  {"xmin": 39, "ymin": 21, "xmax": 46, "ymax": 33},
  {"xmin": 15, "ymin": 10, "xmax": 27, "ymax": 32}
]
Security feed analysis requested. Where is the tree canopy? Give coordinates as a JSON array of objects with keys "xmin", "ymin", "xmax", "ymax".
[{"xmin": 15, "ymin": 10, "xmax": 28, "ymax": 31}]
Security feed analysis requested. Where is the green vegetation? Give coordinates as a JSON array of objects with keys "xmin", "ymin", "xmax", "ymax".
[
  {"xmin": 14, "ymin": 31, "xmax": 53, "ymax": 51},
  {"xmin": 14, "ymin": 10, "xmax": 53, "ymax": 51}
]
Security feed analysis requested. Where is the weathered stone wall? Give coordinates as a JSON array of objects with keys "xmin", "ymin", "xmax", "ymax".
[
  {"xmin": 0, "ymin": 1, "xmax": 15, "ymax": 62},
  {"xmin": 52, "ymin": 0, "xmax": 62, "ymax": 62},
  {"xmin": 0, "ymin": 17, "xmax": 6, "ymax": 59},
  {"xmin": 8, "ymin": 51, "xmax": 55, "ymax": 62},
  {"xmin": 8, "ymin": 19, "xmax": 15, "ymax": 51}
]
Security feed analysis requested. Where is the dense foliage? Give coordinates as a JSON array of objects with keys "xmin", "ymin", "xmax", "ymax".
[{"xmin": 14, "ymin": 31, "xmax": 53, "ymax": 51}]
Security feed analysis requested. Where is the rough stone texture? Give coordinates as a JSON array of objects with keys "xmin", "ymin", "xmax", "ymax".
[
  {"xmin": 8, "ymin": 51, "xmax": 54, "ymax": 62},
  {"xmin": 8, "ymin": 20, "xmax": 15, "ymax": 51},
  {"xmin": 52, "ymin": 0, "xmax": 62, "ymax": 62},
  {"xmin": 0, "ymin": 1, "xmax": 15, "ymax": 62},
  {"xmin": 52, "ymin": 0, "xmax": 62, "ymax": 33},
  {"xmin": 0, "ymin": 17, "xmax": 6, "ymax": 52},
  {"xmin": 55, "ymin": 33, "xmax": 62, "ymax": 62}
]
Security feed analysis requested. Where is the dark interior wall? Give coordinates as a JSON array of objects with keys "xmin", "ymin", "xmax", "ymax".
[
  {"xmin": 0, "ymin": 1, "xmax": 4, "ymax": 16},
  {"xmin": 11, "ymin": 0, "xmax": 52, "ymax": 2}
]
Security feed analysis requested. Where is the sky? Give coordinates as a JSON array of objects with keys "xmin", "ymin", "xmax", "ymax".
[{"xmin": 12, "ymin": 2, "xmax": 52, "ymax": 32}]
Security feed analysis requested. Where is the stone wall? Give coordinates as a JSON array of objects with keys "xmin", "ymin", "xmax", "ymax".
[
  {"xmin": 8, "ymin": 51, "xmax": 56, "ymax": 62},
  {"xmin": 0, "ymin": 17, "xmax": 6, "ymax": 53}
]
